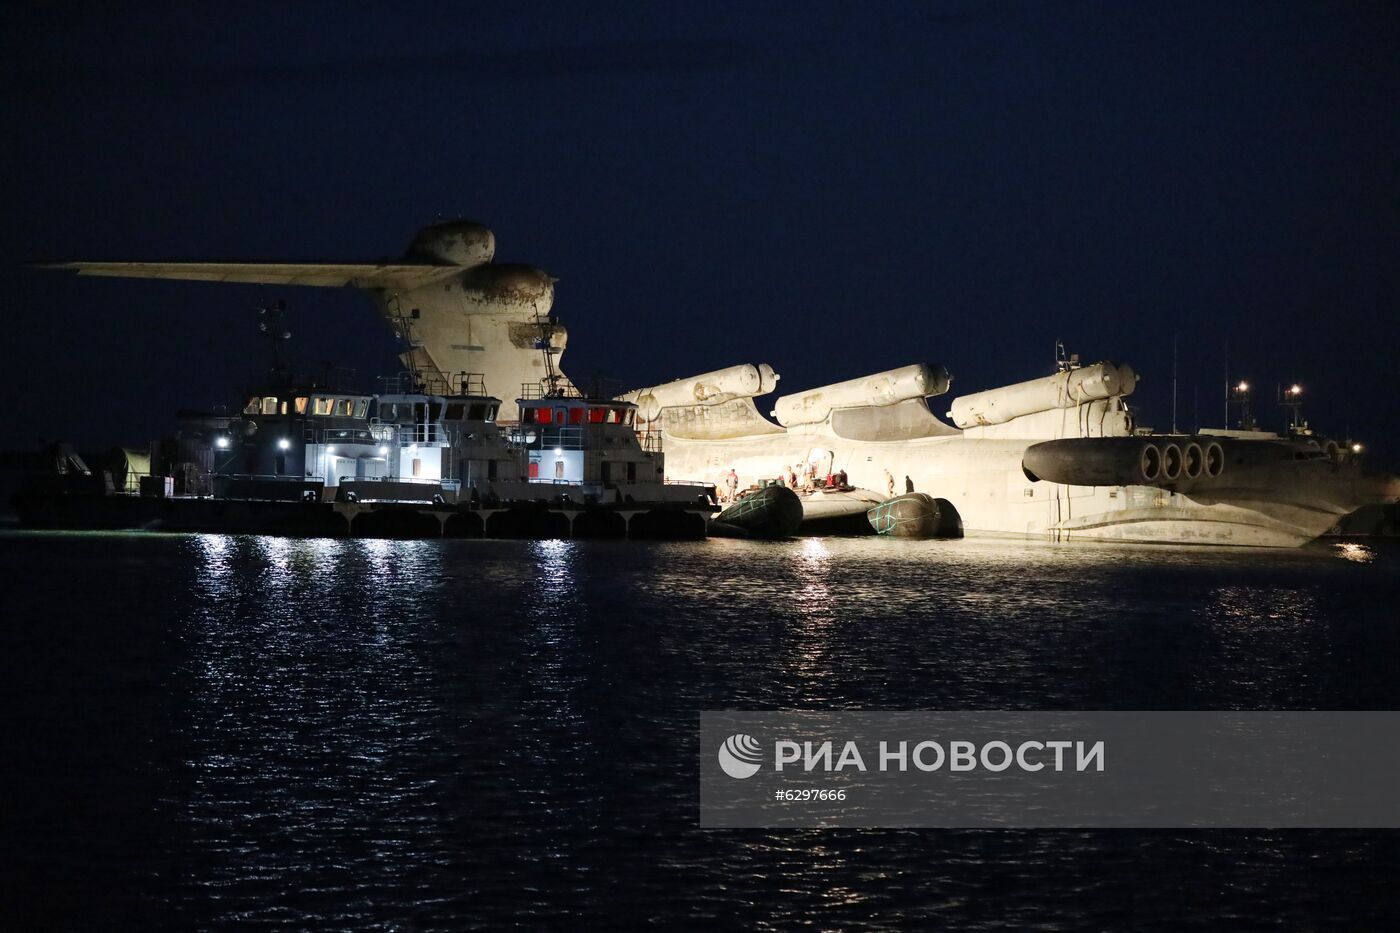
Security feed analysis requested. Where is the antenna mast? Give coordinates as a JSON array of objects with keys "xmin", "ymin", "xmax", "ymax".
[
  {"xmin": 1171, "ymin": 335, "xmax": 1178, "ymax": 434},
  {"xmin": 256, "ymin": 298, "xmax": 292, "ymax": 377},
  {"xmin": 532, "ymin": 299, "xmax": 563, "ymax": 396}
]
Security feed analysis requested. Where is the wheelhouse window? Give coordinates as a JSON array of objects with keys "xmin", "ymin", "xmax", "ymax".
[
  {"xmin": 336, "ymin": 399, "xmax": 355, "ymax": 417},
  {"xmin": 294, "ymin": 397, "xmax": 309, "ymax": 414},
  {"xmin": 244, "ymin": 397, "xmax": 260, "ymax": 414},
  {"xmin": 260, "ymin": 396, "xmax": 278, "ymax": 415},
  {"xmin": 354, "ymin": 399, "xmax": 369, "ymax": 418},
  {"xmin": 589, "ymin": 407, "xmax": 606, "ymax": 424},
  {"xmin": 569, "ymin": 407, "xmax": 585, "ymax": 425},
  {"xmin": 313, "ymin": 397, "xmax": 334, "ymax": 416}
]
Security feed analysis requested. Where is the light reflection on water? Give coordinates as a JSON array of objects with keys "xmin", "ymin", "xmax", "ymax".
[
  {"xmin": 3, "ymin": 531, "xmax": 1400, "ymax": 928},
  {"xmin": 1334, "ymin": 542, "xmax": 1375, "ymax": 564}
]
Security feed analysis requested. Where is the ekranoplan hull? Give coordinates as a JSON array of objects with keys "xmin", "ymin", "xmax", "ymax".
[
  {"xmin": 625, "ymin": 363, "xmax": 1397, "ymax": 549},
  {"xmin": 663, "ymin": 432, "xmax": 1367, "ymax": 547}
]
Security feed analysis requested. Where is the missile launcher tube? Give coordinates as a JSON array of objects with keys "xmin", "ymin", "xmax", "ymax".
[
  {"xmin": 950, "ymin": 362, "xmax": 1138, "ymax": 429},
  {"xmin": 626, "ymin": 364, "xmax": 780, "ymax": 422},
  {"xmin": 772, "ymin": 364, "xmax": 952, "ymax": 427}
]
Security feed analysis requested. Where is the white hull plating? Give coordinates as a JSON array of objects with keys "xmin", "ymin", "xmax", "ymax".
[
  {"xmin": 665, "ymin": 432, "xmax": 1360, "ymax": 547},
  {"xmin": 633, "ymin": 363, "xmax": 1398, "ymax": 548}
]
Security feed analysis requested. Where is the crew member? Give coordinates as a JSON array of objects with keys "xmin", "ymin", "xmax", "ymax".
[{"xmin": 725, "ymin": 468, "xmax": 738, "ymax": 503}]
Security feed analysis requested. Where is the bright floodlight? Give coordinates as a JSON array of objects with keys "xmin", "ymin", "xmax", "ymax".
[
  {"xmin": 377, "ymin": 446, "xmax": 389, "ymax": 455},
  {"xmin": 1290, "ymin": 384, "xmax": 1302, "ymax": 395},
  {"xmin": 1352, "ymin": 443, "xmax": 1363, "ymax": 454},
  {"xmin": 214, "ymin": 436, "xmax": 230, "ymax": 449},
  {"xmin": 326, "ymin": 445, "xmax": 336, "ymax": 454},
  {"xmin": 1236, "ymin": 381, "xmax": 1249, "ymax": 393},
  {"xmin": 277, "ymin": 438, "xmax": 291, "ymax": 450},
  {"xmin": 554, "ymin": 447, "xmax": 563, "ymax": 456}
]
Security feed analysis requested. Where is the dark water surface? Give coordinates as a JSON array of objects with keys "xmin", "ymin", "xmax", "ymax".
[{"xmin": 2, "ymin": 531, "xmax": 1399, "ymax": 929}]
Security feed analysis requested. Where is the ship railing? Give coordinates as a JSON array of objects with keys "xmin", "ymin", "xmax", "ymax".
[
  {"xmin": 395, "ymin": 424, "xmax": 447, "ymax": 446},
  {"xmin": 378, "ymin": 371, "xmax": 490, "ymax": 397},
  {"xmin": 363, "ymin": 422, "xmax": 397, "ymax": 442},
  {"xmin": 519, "ymin": 382, "xmax": 583, "ymax": 400},
  {"xmin": 377, "ymin": 372, "xmax": 446, "ymax": 396},
  {"xmin": 506, "ymin": 426, "xmax": 588, "ymax": 451},
  {"xmin": 301, "ymin": 426, "xmax": 379, "ymax": 445},
  {"xmin": 335, "ymin": 475, "xmax": 459, "ymax": 492},
  {"xmin": 454, "ymin": 373, "xmax": 487, "ymax": 396}
]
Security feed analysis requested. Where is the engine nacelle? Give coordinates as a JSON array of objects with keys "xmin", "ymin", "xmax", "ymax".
[
  {"xmin": 1023, "ymin": 436, "xmax": 1225, "ymax": 488},
  {"xmin": 772, "ymin": 363, "xmax": 951, "ymax": 427},
  {"xmin": 406, "ymin": 220, "xmax": 496, "ymax": 266},
  {"xmin": 950, "ymin": 362, "xmax": 1137, "ymax": 429},
  {"xmin": 456, "ymin": 263, "xmax": 556, "ymax": 310}
]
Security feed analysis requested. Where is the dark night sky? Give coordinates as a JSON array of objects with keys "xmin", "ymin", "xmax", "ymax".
[{"xmin": 3, "ymin": 1, "xmax": 1397, "ymax": 461}]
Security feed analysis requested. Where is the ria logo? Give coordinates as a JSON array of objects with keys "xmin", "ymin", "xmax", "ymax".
[{"xmin": 718, "ymin": 733, "xmax": 764, "ymax": 779}]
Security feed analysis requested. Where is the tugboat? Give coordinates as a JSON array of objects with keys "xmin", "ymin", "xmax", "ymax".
[
  {"xmin": 10, "ymin": 304, "xmax": 716, "ymax": 540},
  {"xmin": 504, "ymin": 387, "xmax": 714, "ymax": 538}
]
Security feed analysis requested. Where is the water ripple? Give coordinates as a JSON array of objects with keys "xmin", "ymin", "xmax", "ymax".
[{"xmin": 2, "ymin": 532, "xmax": 1399, "ymax": 928}]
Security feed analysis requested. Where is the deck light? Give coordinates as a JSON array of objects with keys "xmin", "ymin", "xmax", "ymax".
[
  {"xmin": 214, "ymin": 436, "xmax": 230, "ymax": 449},
  {"xmin": 1236, "ymin": 381, "xmax": 1248, "ymax": 393},
  {"xmin": 277, "ymin": 438, "xmax": 290, "ymax": 450},
  {"xmin": 1352, "ymin": 443, "xmax": 1363, "ymax": 454},
  {"xmin": 326, "ymin": 446, "xmax": 336, "ymax": 454},
  {"xmin": 377, "ymin": 446, "xmax": 389, "ymax": 456},
  {"xmin": 1289, "ymin": 384, "xmax": 1302, "ymax": 396},
  {"xmin": 554, "ymin": 447, "xmax": 563, "ymax": 456}
]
